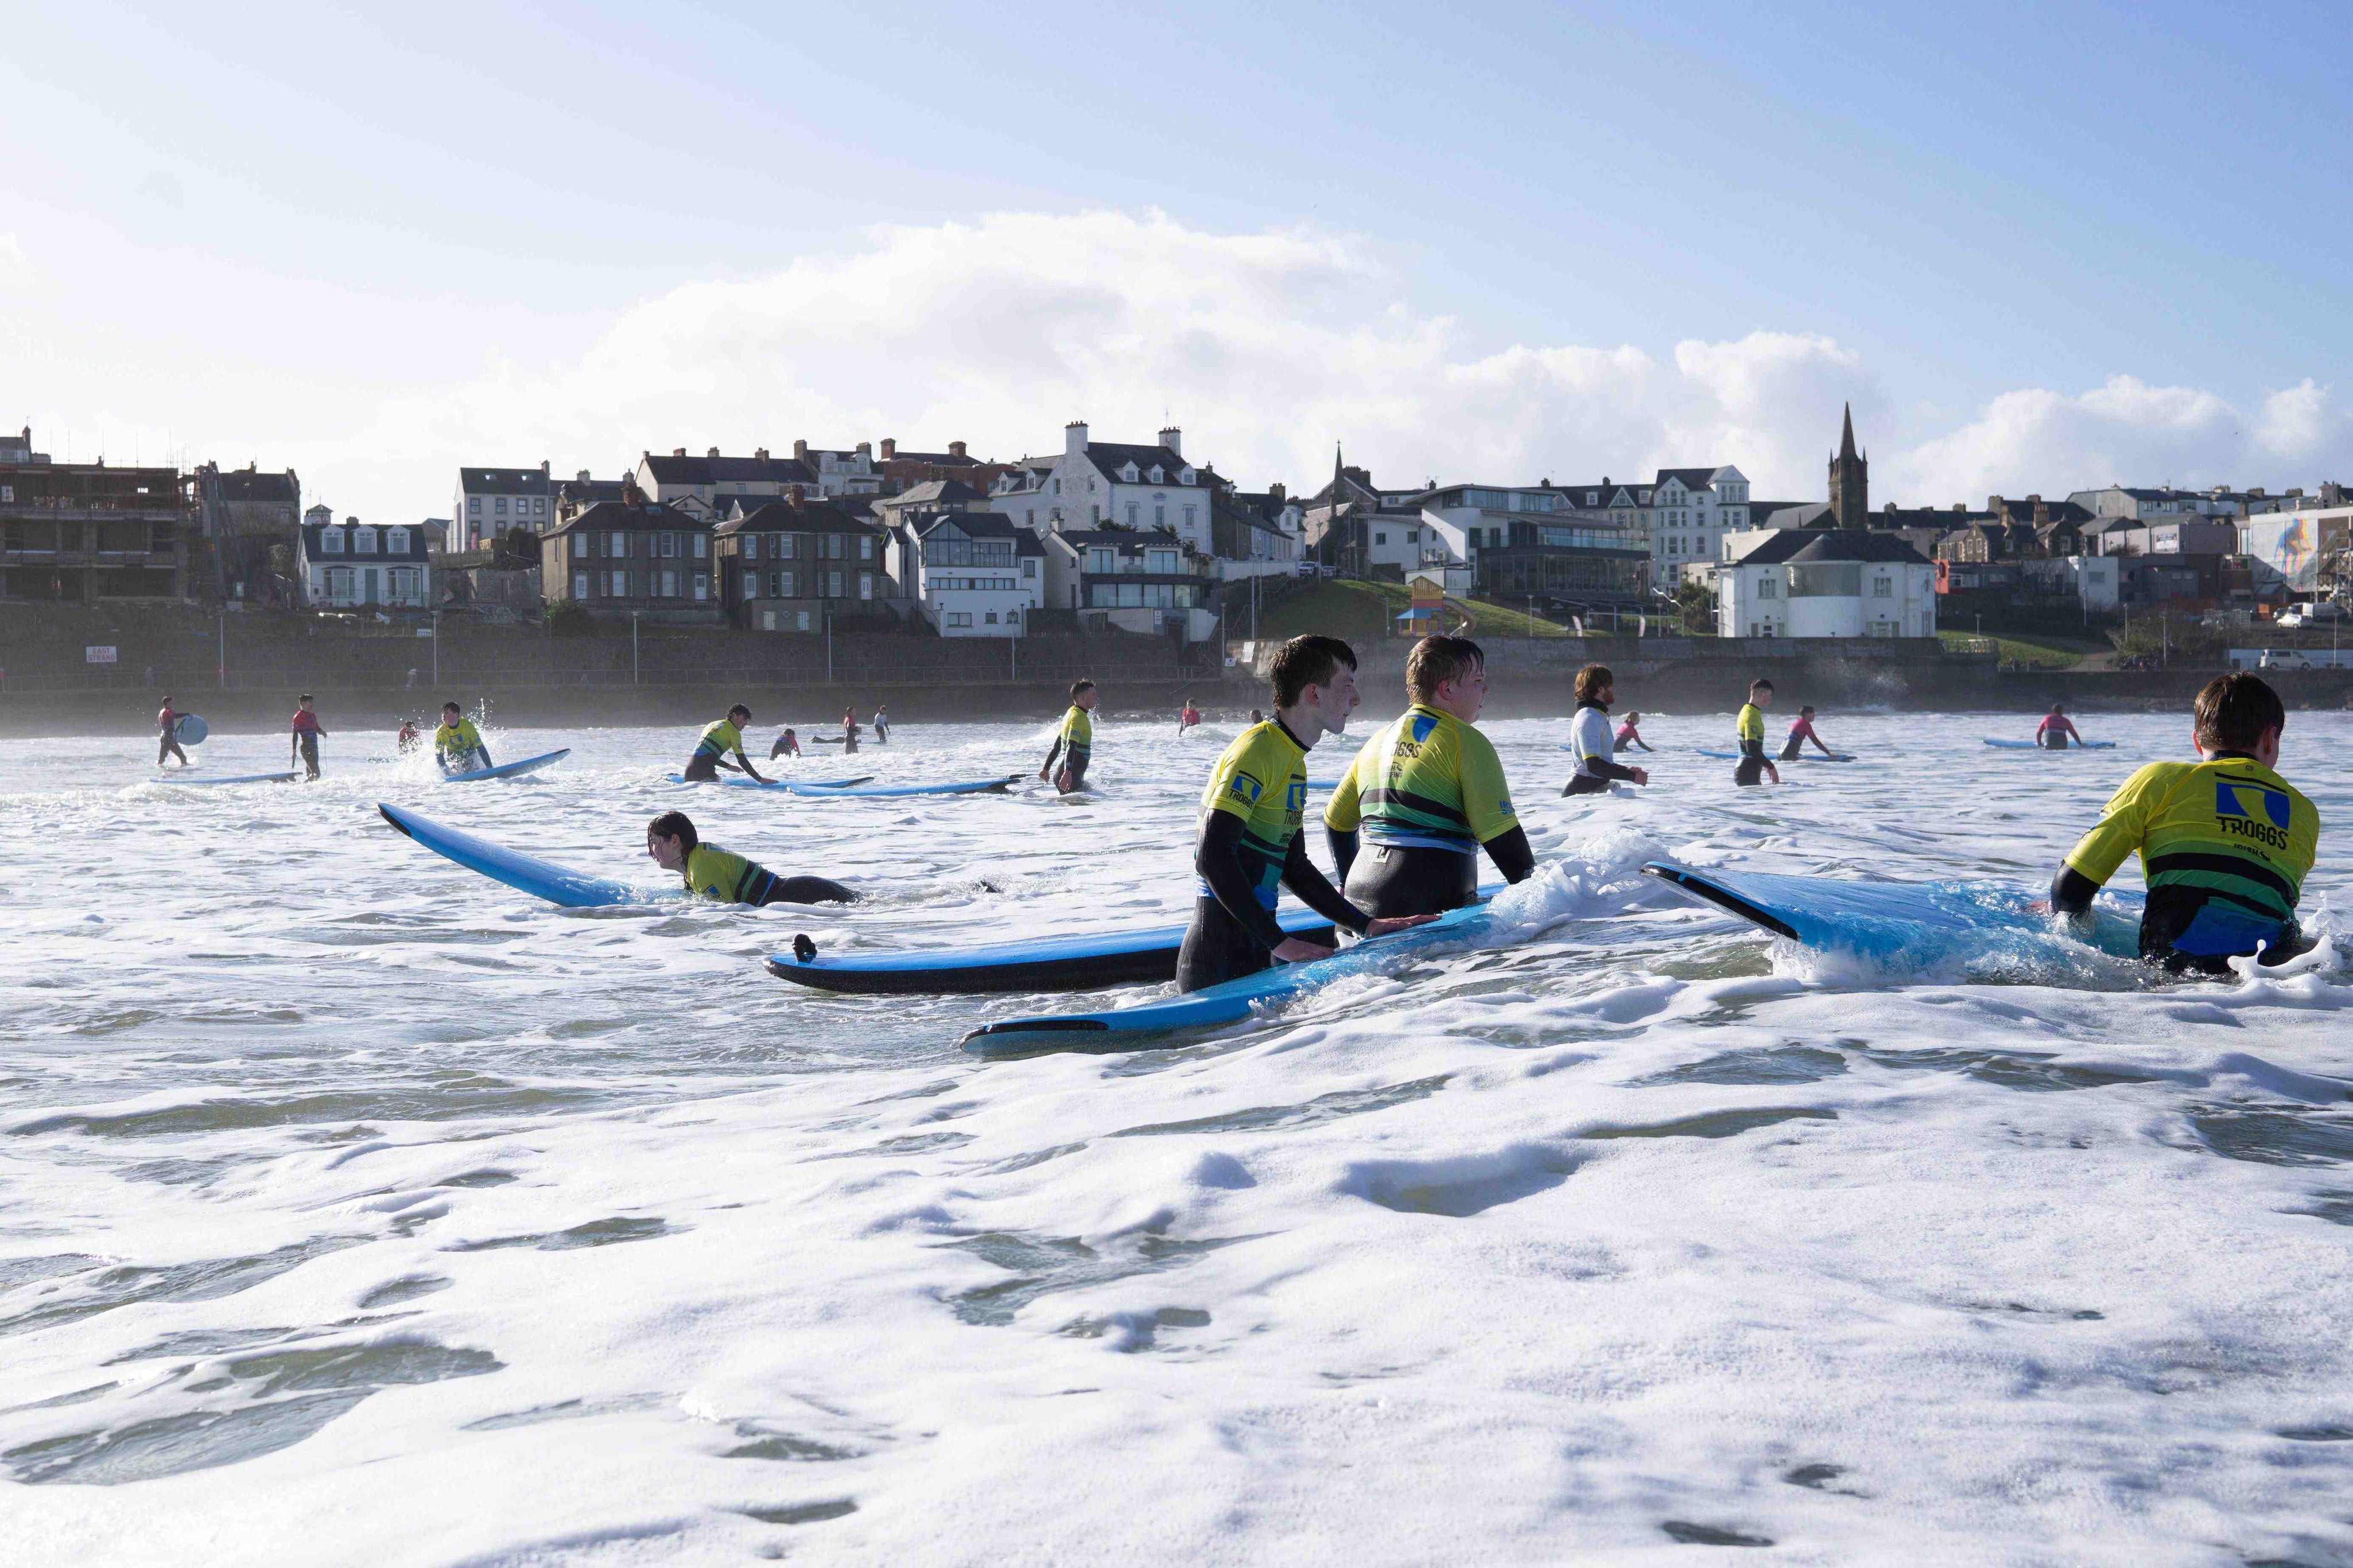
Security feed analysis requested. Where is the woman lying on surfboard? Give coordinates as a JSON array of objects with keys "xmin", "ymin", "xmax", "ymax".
[{"xmin": 646, "ymin": 811, "xmax": 855, "ymax": 906}]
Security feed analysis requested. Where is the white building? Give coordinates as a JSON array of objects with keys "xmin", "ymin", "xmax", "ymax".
[
  {"xmin": 1717, "ymin": 530, "xmax": 1935, "ymax": 639},
  {"xmin": 893, "ymin": 512, "xmax": 1046, "ymax": 637},
  {"xmin": 1647, "ymin": 465, "xmax": 1750, "ymax": 573},
  {"xmin": 299, "ymin": 516, "xmax": 432, "ymax": 609},
  {"xmin": 453, "ymin": 464, "xmax": 554, "ymax": 551},
  {"xmin": 2020, "ymin": 554, "xmax": 2122, "ymax": 612},
  {"xmin": 992, "ymin": 423, "xmax": 1219, "ymax": 555}
]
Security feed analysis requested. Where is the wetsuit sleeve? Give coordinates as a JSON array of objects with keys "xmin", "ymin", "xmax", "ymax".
[
  {"xmin": 1042, "ymin": 734, "xmax": 1065, "ymax": 771},
  {"xmin": 1195, "ymin": 812, "xmax": 1287, "ymax": 948},
  {"xmin": 2062, "ymin": 763, "xmax": 2165, "ymax": 888},
  {"xmin": 1327, "ymin": 825, "xmax": 1359, "ymax": 882},
  {"xmin": 1584, "ymin": 757, "xmax": 1640, "ymax": 782},
  {"xmin": 1481, "ymin": 824, "xmax": 1536, "ymax": 884},
  {"xmin": 2049, "ymin": 864, "xmax": 2101, "ymax": 917},
  {"xmin": 1458, "ymin": 733, "xmax": 1520, "ymax": 843},
  {"xmin": 1281, "ymin": 831, "xmax": 1369, "ymax": 934}
]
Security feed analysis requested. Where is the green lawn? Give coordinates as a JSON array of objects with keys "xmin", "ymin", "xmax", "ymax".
[
  {"xmin": 1248, "ymin": 581, "xmax": 1577, "ymax": 643},
  {"xmin": 1936, "ymin": 629, "xmax": 2086, "ymax": 669}
]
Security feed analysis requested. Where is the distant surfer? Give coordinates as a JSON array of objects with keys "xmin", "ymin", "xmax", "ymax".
[
  {"xmin": 433, "ymin": 702, "xmax": 492, "ymax": 775},
  {"xmin": 1734, "ymin": 679, "xmax": 1780, "ymax": 787},
  {"xmin": 770, "ymin": 727, "xmax": 802, "ymax": 760},
  {"xmin": 1250, "ymin": 709, "xmax": 1265, "ymax": 725},
  {"xmin": 1614, "ymin": 710, "xmax": 1653, "ymax": 754},
  {"xmin": 1040, "ymin": 679, "xmax": 1097, "ymax": 793},
  {"xmin": 684, "ymin": 705, "xmax": 772, "ymax": 784},
  {"xmin": 1181, "ymin": 636, "xmax": 1430, "ymax": 992},
  {"xmin": 842, "ymin": 706, "xmax": 861, "ymax": 756},
  {"xmin": 873, "ymin": 706, "xmax": 889, "ymax": 745},
  {"xmin": 291, "ymin": 694, "xmax": 327, "ymax": 780},
  {"xmin": 1779, "ymin": 705, "xmax": 1836, "ymax": 761},
  {"xmin": 645, "ymin": 811, "xmax": 855, "ymax": 906},
  {"xmin": 397, "ymin": 718, "xmax": 422, "ymax": 754},
  {"xmin": 156, "ymin": 694, "xmax": 189, "ymax": 769},
  {"xmin": 2037, "ymin": 703, "xmax": 2084, "ymax": 750},
  {"xmin": 1326, "ymin": 635, "xmax": 1537, "ymax": 915},
  {"xmin": 2046, "ymin": 674, "xmax": 2316, "ymax": 972},
  {"xmin": 1561, "ymin": 663, "xmax": 1649, "ymax": 797},
  {"xmin": 1178, "ymin": 697, "xmax": 1201, "ymax": 735}
]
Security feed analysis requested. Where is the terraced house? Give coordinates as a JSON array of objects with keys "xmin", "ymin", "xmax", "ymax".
[
  {"xmin": 715, "ymin": 492, "xmax": 894, "ymax": 633},
  {"xmin": 538, "ymin": 493, "xmax": 722, "ymax": 624}
]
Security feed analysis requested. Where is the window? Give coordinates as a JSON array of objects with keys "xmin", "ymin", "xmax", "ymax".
[
  {"xmin": 827, "ymin": 570, "xmax": 843, "ymax": 598},
  {"xmin": 1405, "ymin": 528, "xmax": 1419, "ymax": 543},
  {"xmin": 770, "ymin": 571, "xmax": 790, "ymax": 598},
  {"xmin": 1126, "ymin": 503, "xmax": 1139, "ymax": 526},
  {"xmin": 693, "ymin": 535, "xmax": 706, "ymax": 558},
  {"xmin": 468, "ymin": 496, "xmax": 480, "ymax": 513},
  {"xmin": 797, "ymin": 610, "xmax": 811, "ymax": 631},
  {"xmin": 607, "ymin": 532, "xmax": 626, "ymax": 558},
  {"xmin": 1757, "ymin": 575, "xmax": 1779, "ymax": 600},
  {"xmin": 1152, "ymin": 497, "xmax": 1166, "ymax": 527},
  {"xmin": 859, "ymin": 573, "xmax": 873, "ymax": 601},
  {"xmin": 1148, "ymin": 550, "xmax": 1176, "ymax": 573},
  {"xmin": 494, "ymin": 497, "xmax": 507, "ymax": 515},
  {"xmin": 327, "ymin": 567, "xmax": 354, "ymax": 600},
  {"xmin": 386, "ymin": 528, "xmax": 409, "ymax": 555},
  {"xmin": 660, "ymin": 533, "xmax": 678, "ymax": 558},
  {"xmin": 1051, "ymin": 478, "xmax": 1061, "ymax": 495},
  {"xmin": 319, "ymin": 528, "xmax": 344, "ymax": 554},
  {"xmin": 534, "ymin": 497, "xmax": 547, "ymax": 515},
  {"xmin": 1089, "ymin": 547, "xmax": 1116, "ymax": 572},
  {"xmin": 859, "ymin": 536, "xmax": 873, "ymax": 562},
  {"xmin": 1183, "ymin": 505, "xmax": 1196, "ymax": 530},
  {"xmin": 946, "ymin": 612, "xmax": 972, "ymax": 628},
  {"xmin": 354, "ymin": 527, "xmax": 376, "ymax": 554},
  {"xmin": 1022, "ymin": 558, "xmax": 1036, "ymax": 578},
  {"xmin": 1873, "ymin": 577, "xmax": 1892, "ymax": 598},
  {"xmin": 1374, "ymin": 532, "xmax": 1388, "ymax": 545},
  {"xmin": 1005, "ymin": 609, "xmax": 1019, "ymax": 624},
  {"xmin": 1090, "ymin": 505, "xmax": 1101, "ymax": 524},
  {"xmin": 572, "ymin": 571, "xmax": 588, "ymax": 600},
  {"xmin": 985, "ymin": 611, "xmax": 999, "ymax": 624}
]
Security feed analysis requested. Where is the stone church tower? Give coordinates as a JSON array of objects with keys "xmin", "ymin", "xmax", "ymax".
[{"xmin": 1828, "ymin": 403, "xmax": 1868, "ymax": 530}]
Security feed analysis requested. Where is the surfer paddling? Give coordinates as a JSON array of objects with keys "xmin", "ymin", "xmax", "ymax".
[
  {"xmin": 433, "ymin": 702, "xmax": 492, "ymax": 775},
  {"xmin": 1562, "ymin": 663, "xmax": 1649, "ymax": 797},
  {"xmin": 1779, "ymin": 705, "xmax": 1837, "ymax": 761},
  {"xmin": 1040, "ymin": 679, "xmax": 1097, "ymax": 793},
  {"xmin": 1734, "ymin": 679, "xmax": 1780, "ymax": 787},
  {"xmin": 645, "ymin": 811, "xmax": 855, "ymax": 906},
  {"xmin": 684, "ymin": 705, "xmax": 772, "ymax": 784},
  {"xmin": 2037, "ymin": 703, "xmax": 2084, "ymax": 750},
  {"xmin": 770, "ymin": 727, "xmax": 802, "ymax": 760},
  {"xmin": 1614, "ymin": 710, "xmax": 1653, "ymax": 754},
  {"xmin": 1181, "ymin": 636, "xmax": 1430, "ymax": 991},
  {"xmin": 291, "ymin": 694, "xmax": 327, "ymax": 780},
  {"xmin": 157, "ymin": 695, "xmax": 189, "ymax": 769},
  {"xmin": 1326, "ymin": 635, "xmax": 1537, "ymax": 915},
  {"xmin": 2047, "ymin": 674, "xmax": 2317, "ymax": 972}
]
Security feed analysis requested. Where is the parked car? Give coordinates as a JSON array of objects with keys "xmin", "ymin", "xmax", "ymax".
[
  {"xmin": 2258, "ymin": 649, "xmax": 2315, "ymax": 672},
  {"xmin": 2277, "ymin": 610, "xmax": 2311, "ymax": 629}
]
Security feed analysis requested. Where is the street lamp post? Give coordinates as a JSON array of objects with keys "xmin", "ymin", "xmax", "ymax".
[{"xmin": 631, "ymin": 612, "xmax": 640, "ymax": 686}]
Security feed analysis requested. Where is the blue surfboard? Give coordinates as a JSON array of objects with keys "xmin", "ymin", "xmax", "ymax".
[
  {"xmin": 665, "ymin": 774, "xmax": 1022, "ymax": 799},
  {"xmin": 666, "ymin": 773, "xmax": 874, "ymax": 791},
  {"xmin": 379, "ymin": 802, "xmax": 643, "ymax": 907},
  {"xmin": 174, "ymin": 714, "xmax": 209, "ymax": 745},
  {"xmin": 156, "ymin": 769, "xmax": 299, "ymax": 786},
  {"xmin": 1694, "ymin": 749, "xmax": 1855, "ymax": 762},
  {"xmin": 1641, "ymin": 858, "xmax": 2144, "ymax": 965},
  {"xmin": 440, "ymin": 748, "xmax": 570, "ymax": 783},
  {"xmin": 1985, "ymin": 738, "xmax": 2115, "ymax": 750},
  {"xmin": 961, "ymin": 901, "xmax": 1506, "ymax": 1059}
]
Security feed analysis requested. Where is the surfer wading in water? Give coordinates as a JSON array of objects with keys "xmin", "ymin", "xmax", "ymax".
[
  {"xmin": 1325, "ymin": 635, "xmax": 1537, "ymax": 916},
  {"xmin": 684, "ymin": 705, "xmax": 772, "ymax": 784},
  {"xmin": 433, "ymin": 702, "xmax": 492, "ymax": 775},
  {"xmin": 291, "ymin": 695, "xmax": 327, "ymax": 780},
  {"xmin": 2038, "ymin": 703, "xmax": 2085, "ymax": 750},
  {"xmin": 1040, "ymin": 679, "xmax": 1097, "ymax": 793},
  {"xmin": 1179, "ymin": 636, "xmax": 1431, "ymax": 993},
  {"xmin": 1562, "ymin": 663, "xmax": 1649, "ymax": 797},
  {"xmin": 646, "ymin": 811, "xmax": 855, "ymax": 906},
  {"xmin": 1734, "ymin": 679, "xmax": 1780, "ymax": 787},
  {"xmin": 1614, "ymin": 710, "xmax": 1653, "ymax": 754},
  {"xmin": 157, "ymin": 695, "xmax": 189, "ymax": 769},
  {"xmin": 2046, "ymin": 674, "xmax": 2318, "ymax": 974}
]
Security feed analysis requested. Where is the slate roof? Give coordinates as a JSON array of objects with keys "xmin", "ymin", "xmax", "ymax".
[
  {"xmin": 903, "ymin": 511, "xmax": 1046, "ymax": 556},
  {"xmin": 543, "ymin": 499, "xmax": 707, "ymax": 537},
  {"xmin": 1085, "ymin": 443, "xmax": 1226, "ymax": 489},
  {"xmin": 1735, "ymin": 529, "xmax": 1930, "ymax": 566},
  {"xmin": 1652, "ymin": 468, "xmax": 1723, "ymax": 492},
  {"xmin": 216, "ymin": 469, "xmax": 298, "ymax": 504},
  {"xmin": 876, "ymin": 479, "xmax": 989, "ymax": 510},
  {"xmin": 458, "ymin": 467, "xmax": 553, "ymax": 496},
  {"xmin": 713, "ymin": 497, "xmax": 880, "ymax": 536},
  {"xmin": 639, "ymin": 453, "xmax": 818, "ymax": 488},
  {"xmin": 299, "ymin": 519, "xmax": 431, "ymax": 561}
]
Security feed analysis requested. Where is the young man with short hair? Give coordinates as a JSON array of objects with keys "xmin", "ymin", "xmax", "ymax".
[
  {"xmin": 1325, "ymin": 635, "xmax": 1537, "ymax": 916},
  {"xmin": 2049, "ymin": 673, "xmax": 2318, "ymax": 972},
  {"xmin": 433, "ymin": 702, "xmax": 492, "ymax": 774},
  {"xmin": 1563, "ymin": 663, "xmax": 1649, "ymax": 797},
  {"xmin": 1734, "ymin": 679, "xmax": 1779, "ymax": 787},
  {"xmin": 1040, "ymin": 679, "xmax": 1098, "ymax": 793},
  {"xmin": 685, "ymin": 705, "xmax": 771, "ymax": 784},
  {"xmin": 291, "ymin": 694, "xmax": 327, "ymax": 780},
  {"xmin": 157, "ymin": 695, "xmax": 189, "ymax": 769},
  {"xmin": 1181, "ymin": 636, "xmax": 1430, "ymax": 992},
  {"xmin": 645, "ymin": 811, "xmax": 855, "ymax": 906}
]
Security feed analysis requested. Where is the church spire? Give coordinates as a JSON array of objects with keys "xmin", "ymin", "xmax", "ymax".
[{"xmin": 1838, "ymin": 402, "xmax": 1857, "ymax": 462}]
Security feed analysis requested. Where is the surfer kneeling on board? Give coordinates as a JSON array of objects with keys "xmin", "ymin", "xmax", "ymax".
[
  {"xmin": 1614, "ymin": 710, "xmax": 1652, "ymax": 754},
  {"xmin": 2037, "ymin": 703, "xmax": 2083, "ymax": 750},
  {"xmin": 1779, "ymin": 705, "xmax": 1836, "ymax": 761},
  {"xmin": 770, "ymin": 727, "xmax": 802, "ymax": 760},
  {"xmin": 1325, "ymin": 635, "xmax": 1539, "ymax": 914},
  {"xmin": 2046, "ymin": 674, "xmax": 2318, "ymax": 974},
  {"xmin": 1734, "ymin": 680, "xmax": 1780, "ymax": 787},
  {"xmin": 1563, "ymin": 663, "xmax": 1649, "ymax": 797},
  {"xmin": 1180, "ymin": 636, "xmax": 1432, "ymax": 992},
  {"xmin": 1040, "ymin": 679, "xmax": 1097, "ymax": 793},
  {"xmin": 684, "ymin": 705, "xmax": 772, "ymax": 784},
  {"xmin": 433, "ymin": 702, "xmax": 492, "ymax": 774},
  {"xmin": 646, "ymin": 811, "xmax": 856, "ymax": 906}
]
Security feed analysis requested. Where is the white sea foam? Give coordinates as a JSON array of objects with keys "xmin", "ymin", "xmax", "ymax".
[{"xmin": 0, "ymin": 708, "xmax": 2349, "ymax": 1563}]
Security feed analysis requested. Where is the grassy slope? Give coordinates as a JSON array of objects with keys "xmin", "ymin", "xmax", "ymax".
[
  {"xmin": 1936, "ymin": 629, "xmax": 2087, "ymax": 669},
  {"xmin": 1248, "ymin": 581, "xmax": 1572, "ymax": 643}
]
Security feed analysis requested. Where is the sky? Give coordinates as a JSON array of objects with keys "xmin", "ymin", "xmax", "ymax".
[{"xmin": 2, "ymin": 0, "xmax": 2348, "ymax": 523}]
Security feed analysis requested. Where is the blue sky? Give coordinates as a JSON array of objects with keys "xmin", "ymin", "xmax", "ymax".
[{"xmin": 2, "ymin": 0, "xmax": 2347, "ymax": 520}]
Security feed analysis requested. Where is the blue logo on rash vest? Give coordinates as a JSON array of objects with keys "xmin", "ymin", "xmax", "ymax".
[
  {"xmin": 1410, "ymin": 713, "xmax": 1439, "ymax": 744},
  {"xmin": 1227, "ymin": 771, "xmax": 1263, "ymax": 804},
  {"xmin": 2217, "ymin": 781, "xmax": 2291, "ymax": 829}
]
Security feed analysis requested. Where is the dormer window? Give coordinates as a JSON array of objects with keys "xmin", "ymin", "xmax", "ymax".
[
  {"xmin": 1148, "ymin": 466, "xmax": 1163, "ymax": 484},
  {"xmin": 319, "ymin": 528, "xmax": 344, "ymax": 554},
  {"xmin": 386, "ymin": 528, "xmax": 409, "ymax": 555},
  {"xmin": 1121, "ymin": 464, "xmax": 1139, "ymax": 483},
  {"xmin": 1179, "ymin": 467, "xmax": 1194, "ymax": 484},
  {"xmin": 354, "ymin": 527, "xmax": 378, "ymax": 554}
]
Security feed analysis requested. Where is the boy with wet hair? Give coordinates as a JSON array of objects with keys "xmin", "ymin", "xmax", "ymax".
[
  {"xmin": 645, "ymin": 810, "xmax": 855, "ymax": 906},
  {"xmin": 685, "ymin": 704, "xmax": 770, "ymax": 784},
  {"xmin": 2049, "ymin": 674, "xmax": 2317, "ymax": 972},
  {"xmin": 1040, "ymin": 679, "xmax": 1098, "ymax": 793},
  {"xmin": 291, "ymin": 694, "xmax": 327, "ymax": 780},
  {"xmin": 1734, "ymin": 679, "xmax": 1778, "ymax": 787},
  {"xmin": 433, "ymin": 702, "xmax": 492, "ymax": 774}
]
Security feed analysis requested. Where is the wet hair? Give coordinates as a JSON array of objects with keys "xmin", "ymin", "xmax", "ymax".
[
  {"xmin": 781, "ymin": 727, "xmax": 796, "ymax": 737},
  {"xmin": 1070, "ymin": 679, "xmax": 1096, "ymax": 699},
  {"xmin": 647, "ymin": 810, "xmax": 698, "ymax": 853},
  {"xmin": 1271, "ymin": 635, "xmax": 1358, "ymax": 707},
  {"xmin": 1573, "ymin": 663, "xmax": 1613, "ymax": 704},
  {"xmin": 1749, "ymin": 679, "xmax": 1773, "ymax": 695},
  {"xmin": 2049, "ymin": 702, "xmax": 2065, "ymax": 714},
  {"xmin": 2195, "ymin": 674, "xmax": 2285, "ymax": 753},
  {"xmin": 1800, "ymin": 705, "xmax": 1816, "ymax": 717},
  {"xmin": 442, "ymin": 701, "xmax": 462, "ymax": 716},
  {"xmin": 1407, "ymin": 636, "xmax": 1486, "ymax": 703},
  {"xmin": 1622, "ymin": 711, "xmax": 1640, "ymax": 723},
  {"xmin": 299, "ymin": 693, "xmax": 314, "ymax": 703},
  {"xmin": 1251, "ymin": 709, "xmax": 1265, "ymax": 722},
  {"xmin": 727, "ymin": 703, "xmax": 751, "ymax": 721}
]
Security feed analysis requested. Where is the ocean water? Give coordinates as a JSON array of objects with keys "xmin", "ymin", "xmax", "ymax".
[{"xmin": 1, "ymin": 707, "xmax": 2348, "ymax": 1566}]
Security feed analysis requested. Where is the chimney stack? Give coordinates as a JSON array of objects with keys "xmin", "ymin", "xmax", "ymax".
[
  {"xmin": 673, "ymin": 448, "xmax": 687, "ymax": 458},
  {"xmin": 787, "ymin": 485, "xmax": 805, "ymax": 505},
  {"xmin": 855, "ymin": 441, "xmax": 870, "ymax": 458},
  {"xmin": 948, "ymin": 440, "xmax": 966, "ymax": 459},
  {"xmin": 794, "ymin": 439, "xmax": 809, "ymax": 462},
  {"xmin": 540, "ymin": 460, "xmax": 550, "ymax": 476},
  {"xmin": 879, "ymin": 438, "xmax": 896, "ymax": 461},
  {"xmin": 754, "ymin": 447, "xmax": 768, "ymax": 461},
  {"xmin": 576, "ymin": 470, "xmax": 591, "ymax": 483},
  {"xmin": 706, "ymin": 446, "xmax": 720, "ymax": 460},
  {"xmin": 1158, "ymin": 426, "xmax": 1182, "ymax": 458},
  {"xmin": 1269, "ymin": 481, "xmax": 1286, "ymax": 503},
  {"xmin": 1065, "ymin": 422, "xmax": 1088, "ymax": 458}
]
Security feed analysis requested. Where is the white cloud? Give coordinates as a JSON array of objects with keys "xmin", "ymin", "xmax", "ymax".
[
  {"xmin": 0, "ymin": 235, "xmax": 34, "ymax": 289},
  {"xmin": 309, "ymin": 211, "xmax": 2351, "ymax": 519}
]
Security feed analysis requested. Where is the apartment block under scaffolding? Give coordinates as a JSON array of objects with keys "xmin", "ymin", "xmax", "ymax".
[{"xmin": 0, "ymin": 428, "xmax": 193, "ymax": 602}]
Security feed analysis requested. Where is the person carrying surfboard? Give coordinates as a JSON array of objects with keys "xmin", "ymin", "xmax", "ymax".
[
  {"xmin": 432, "ymin": 702, "xmax": 493, "ymax": 775},
  {"xmin": 1614, "ymin": 710, "xmax": 1652, "ymax": 754},
  {"xmin": 1181, "ymin": 636, "xmax": 1430, "ymax": 992},
  {"xmin": 291, "ymin": 695, "xmax": 327, "ymax": 780},
  {"xmin": 157, "ymin": 695, "xmax": 189, "ymax": 769},
  {"xmin": 2037, "ymin": 703, "xmax": 2084, "ymax": 750},
  {"xmin": 2046, "ymin": 673, "xmax": 2318, "ymax": 973},
  {"xmin": 1562, "ymin": 663, "xmax": 1649, "ymax": 797},
  {"xmin": 1325, "ymin": 635, "xmax": 1538, "ymax": 914},
  {"xmin": 1734, "ymin": 680, "xmax": 1779, "ymax": 787},
  {"xmin": 684, "ymin": 705, "xmax": 772, "ymax": 784},
  {"xmin": 1040, "ymin": 679, "xmax": 1097, "ymax": 793},
  {"xmin": 644, "ymin": 811, "xmax": 855, "ymax": 906},
  {"xmin": 1779, "ymin": 705, "xmax": 1836, "ymax": 761}
]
